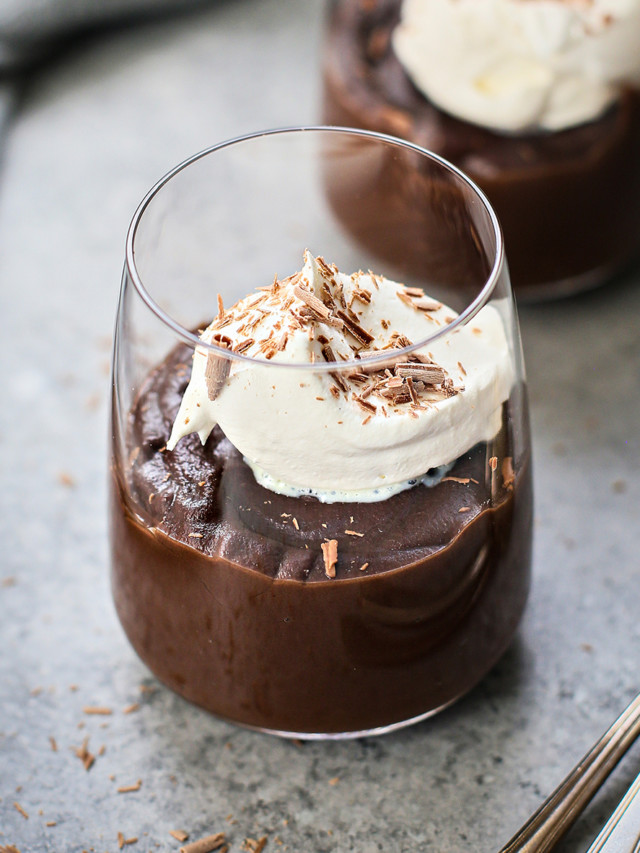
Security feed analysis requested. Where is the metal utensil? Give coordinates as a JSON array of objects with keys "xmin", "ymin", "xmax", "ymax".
[
  {"xmin": 498, "ymin": 691, "xmax": 640, "ymax": 853},
  {"xmin": 584, "ymin": 770, "xmax": 640, "ymax": 853}
]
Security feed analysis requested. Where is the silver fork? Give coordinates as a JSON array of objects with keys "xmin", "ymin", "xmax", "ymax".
[{"xmin": 498, "ymin": 692, "xmax": 640, "ymax": 853}]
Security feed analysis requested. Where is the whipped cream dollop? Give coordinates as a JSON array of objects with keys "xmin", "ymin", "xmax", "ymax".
[
  {"xmin": 167, "ymin": 252, "xmax": 513, "ymax": 502},
  {"xmin": 393, "ymin": 0, "xmax": 640, "ymax": 132}
]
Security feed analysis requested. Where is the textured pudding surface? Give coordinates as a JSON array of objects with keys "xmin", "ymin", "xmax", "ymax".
[
  {"xmin": 322, "ymin": 0, "xmax": 640, "ymax": 293},
  {"xmin": 110, "ymin": 343, "xmax": 532, "ymax": 734}
]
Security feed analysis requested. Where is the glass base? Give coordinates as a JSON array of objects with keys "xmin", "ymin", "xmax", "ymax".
[{"xmin": 212, "ymin": 697, "xmax": 460, "ymax": 741}]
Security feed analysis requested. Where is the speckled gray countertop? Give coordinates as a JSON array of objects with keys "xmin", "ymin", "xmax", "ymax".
[{"xmin": 1, "ymin": 2, "xmax": 640, "ymax": 851}]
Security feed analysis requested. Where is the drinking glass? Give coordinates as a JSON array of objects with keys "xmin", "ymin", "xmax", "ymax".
[{"xmin": 110, "ymin": 127, "xmax": 533, "ymax": 738}]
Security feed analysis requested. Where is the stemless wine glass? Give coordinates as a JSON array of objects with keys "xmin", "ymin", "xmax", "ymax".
[{"xmin": 110, "ymin": 127, "xmax": 533, "ymax": 739}]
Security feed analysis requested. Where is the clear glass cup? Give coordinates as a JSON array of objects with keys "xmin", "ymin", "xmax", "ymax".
[{"xmin": 110, "ymin": 127, "xmax": 533, "ymax": 739}]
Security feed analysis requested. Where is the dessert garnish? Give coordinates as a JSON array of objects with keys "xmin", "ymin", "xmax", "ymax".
[
  {"xmin": 13, "ymin": 802, "xmax": 29, "ymax": 820},
  {"xmin": 82, "ymin": 705, "xmax": 113, "ymax": 715},
  {"xmin": 74, "ymin": 735, "xmax": 95, "ymax": 771},
  {"xmin": 321, "ymin": 539, "xmax": 339, "ymax": 578},
  {"xmin": 167, "ymin": 251, "xmax": 513, "ymax": 503},
  {"xmin": 117, "ymin": 779, "xmax": 142, "ymax": 794},
  {"xmin": 179, "ymin": 833, "xmax": 227, "ymax": 853}
]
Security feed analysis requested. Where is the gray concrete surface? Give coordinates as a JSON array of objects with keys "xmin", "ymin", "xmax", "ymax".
[{"xmin": 1, "ymin": 1, "xmax": 639, "ymax": 851}]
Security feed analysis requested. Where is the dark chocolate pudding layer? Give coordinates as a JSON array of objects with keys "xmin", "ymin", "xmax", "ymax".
[
  {"xmin": 110, "ymin": 345, "xmax": 532, "ymax": 735},
  {"xmin": 322, "ymin": 0, "xmax": 640, "ymax": 296}
]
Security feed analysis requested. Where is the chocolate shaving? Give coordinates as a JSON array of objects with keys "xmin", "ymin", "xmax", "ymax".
[
  {"xmin": 179, "ymin": 833, "xmax": 227, "ymax": 853},
  {"xmin": 396, "ymin": 289, "xmax": 415, "ymax": 308},
  {"xmin": 316, "ymin": 255, "xmax": 336, "ymax": 279},
  {"xmin": 13, "ymin": 802, "xmax": 29, "ymax": 820},
  {"xmin": 293, "ymin": 284, "xmax": 333, "ymax": 322},
  {"xmin": 287, "ymin": 309, "xmax": 303, "ymax": 330},
  {"xmin": 502, "ymin": 457, "xmax": 515, "ymax": 491},
  {"xmin": 413, "ymin": 297, "xmax": 442, "ymax": 312},
  {"xmin": 389, "ymin": 332, "xmax": 413, "ymax": 348},
  {"xmin": 379, "ymin": 385, "xmax": 411, "ymax": 404},
  {"xmin": 406, "ymin": 376, "xmax": 419, "ymax": 405},
  {"xmin": 117, "ymin": 780, "xmax": 142, "ymax": 794},
  {"xmin": 324, "ymin": 314, "xmax": 345, "ymax": 330},
  {"xmin": 352, "ymin": 287, "xmax": 372, "ymax": 305},
  {"xmin": 376, "ymin": 384, "xmax": 409, "ymax": 400},
  {"xmin": 356, "ymin": 351, "xmax": 396, "ymax": 373},
  {"xmin": 75, "ymin": 735, "xmax": 95, "ymax": 771},
  {"xmin": 440, "ymin": 378, "xmax": 460, "ymax": 397},
  {"xmin": 335, "ymin": 309, "xmax": 374, "ymax": 345},
  {"xmin": 331, "ymin": 371, "xmax": 349, "ymax": 393},
  {"xmin": 233, "ymin": 339, "xmax": 254, "ymax": 354},
  {"xmin": 243, "ymin": 839, "xmax": 268, "ymax": 853},
  {"xmin": 407, "ymin": 351, "xmax": 434, "ymax": 365},
  {"xmin": 395, "ymin": 363, "xmax": 446, "ymax": 384},
  {"xmin": 353, "ymin": 395, "xmax": 376, "ymax": 414},
  {"xmin": 322, "ymin": 348, "xmax": 350, "ymax": 393},
  {"xmin": 321, "ymin": 540, "xmax": 338, "ymax": 579},
  {"xmin": 321, "ymin": 343, "xmax": 336, "ymax": 363},
  {"xmin": 170, "ymin": 831, "xmax": 190, "ymax": 843},
  {"xmin": 359, "ymin": 384, "xmax": 375, "ymax": 399},
  {"xmin": 205, "ymin": 335, "xmax": 231, "ymax": 402}
]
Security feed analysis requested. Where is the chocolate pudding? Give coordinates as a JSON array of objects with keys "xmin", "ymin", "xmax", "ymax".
[
  {"xmin": 110, "ymin": 341, "xmax": 532, "ymax": 735},
  {"xmin": 322, "ymin": 0, "xmax": 640, "ymax": 297}
]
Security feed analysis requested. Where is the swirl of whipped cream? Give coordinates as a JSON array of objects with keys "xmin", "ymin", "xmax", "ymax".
[
  {"xmin": 393, "ymin": 0, "xmax": 640, "ymax": 132},
  {"xmin": 167, "ymin": 252, "xmax": 513, "ymax": 503}
]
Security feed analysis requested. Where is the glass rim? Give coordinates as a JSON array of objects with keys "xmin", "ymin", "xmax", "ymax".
[{"xmin": 125, "ymin": 125, "xmax": 506, "ymax": 373}]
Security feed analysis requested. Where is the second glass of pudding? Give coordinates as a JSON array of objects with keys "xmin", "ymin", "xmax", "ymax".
[
  {"xmin": 322, "ymin": 0, "xmax": 640, "ymax": 299},
  {"xmin": 110, "ymin": 127, "xmax": 533, "ymax": 738}
]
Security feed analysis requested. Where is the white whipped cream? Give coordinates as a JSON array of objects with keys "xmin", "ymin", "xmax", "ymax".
[
  {"xmin": 393, "ymin": 0, "xmax": 640, "ymax": 132},
  {"xmin": 167, "ymin": 252, "xmax": 514, "ymax": 502}
]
